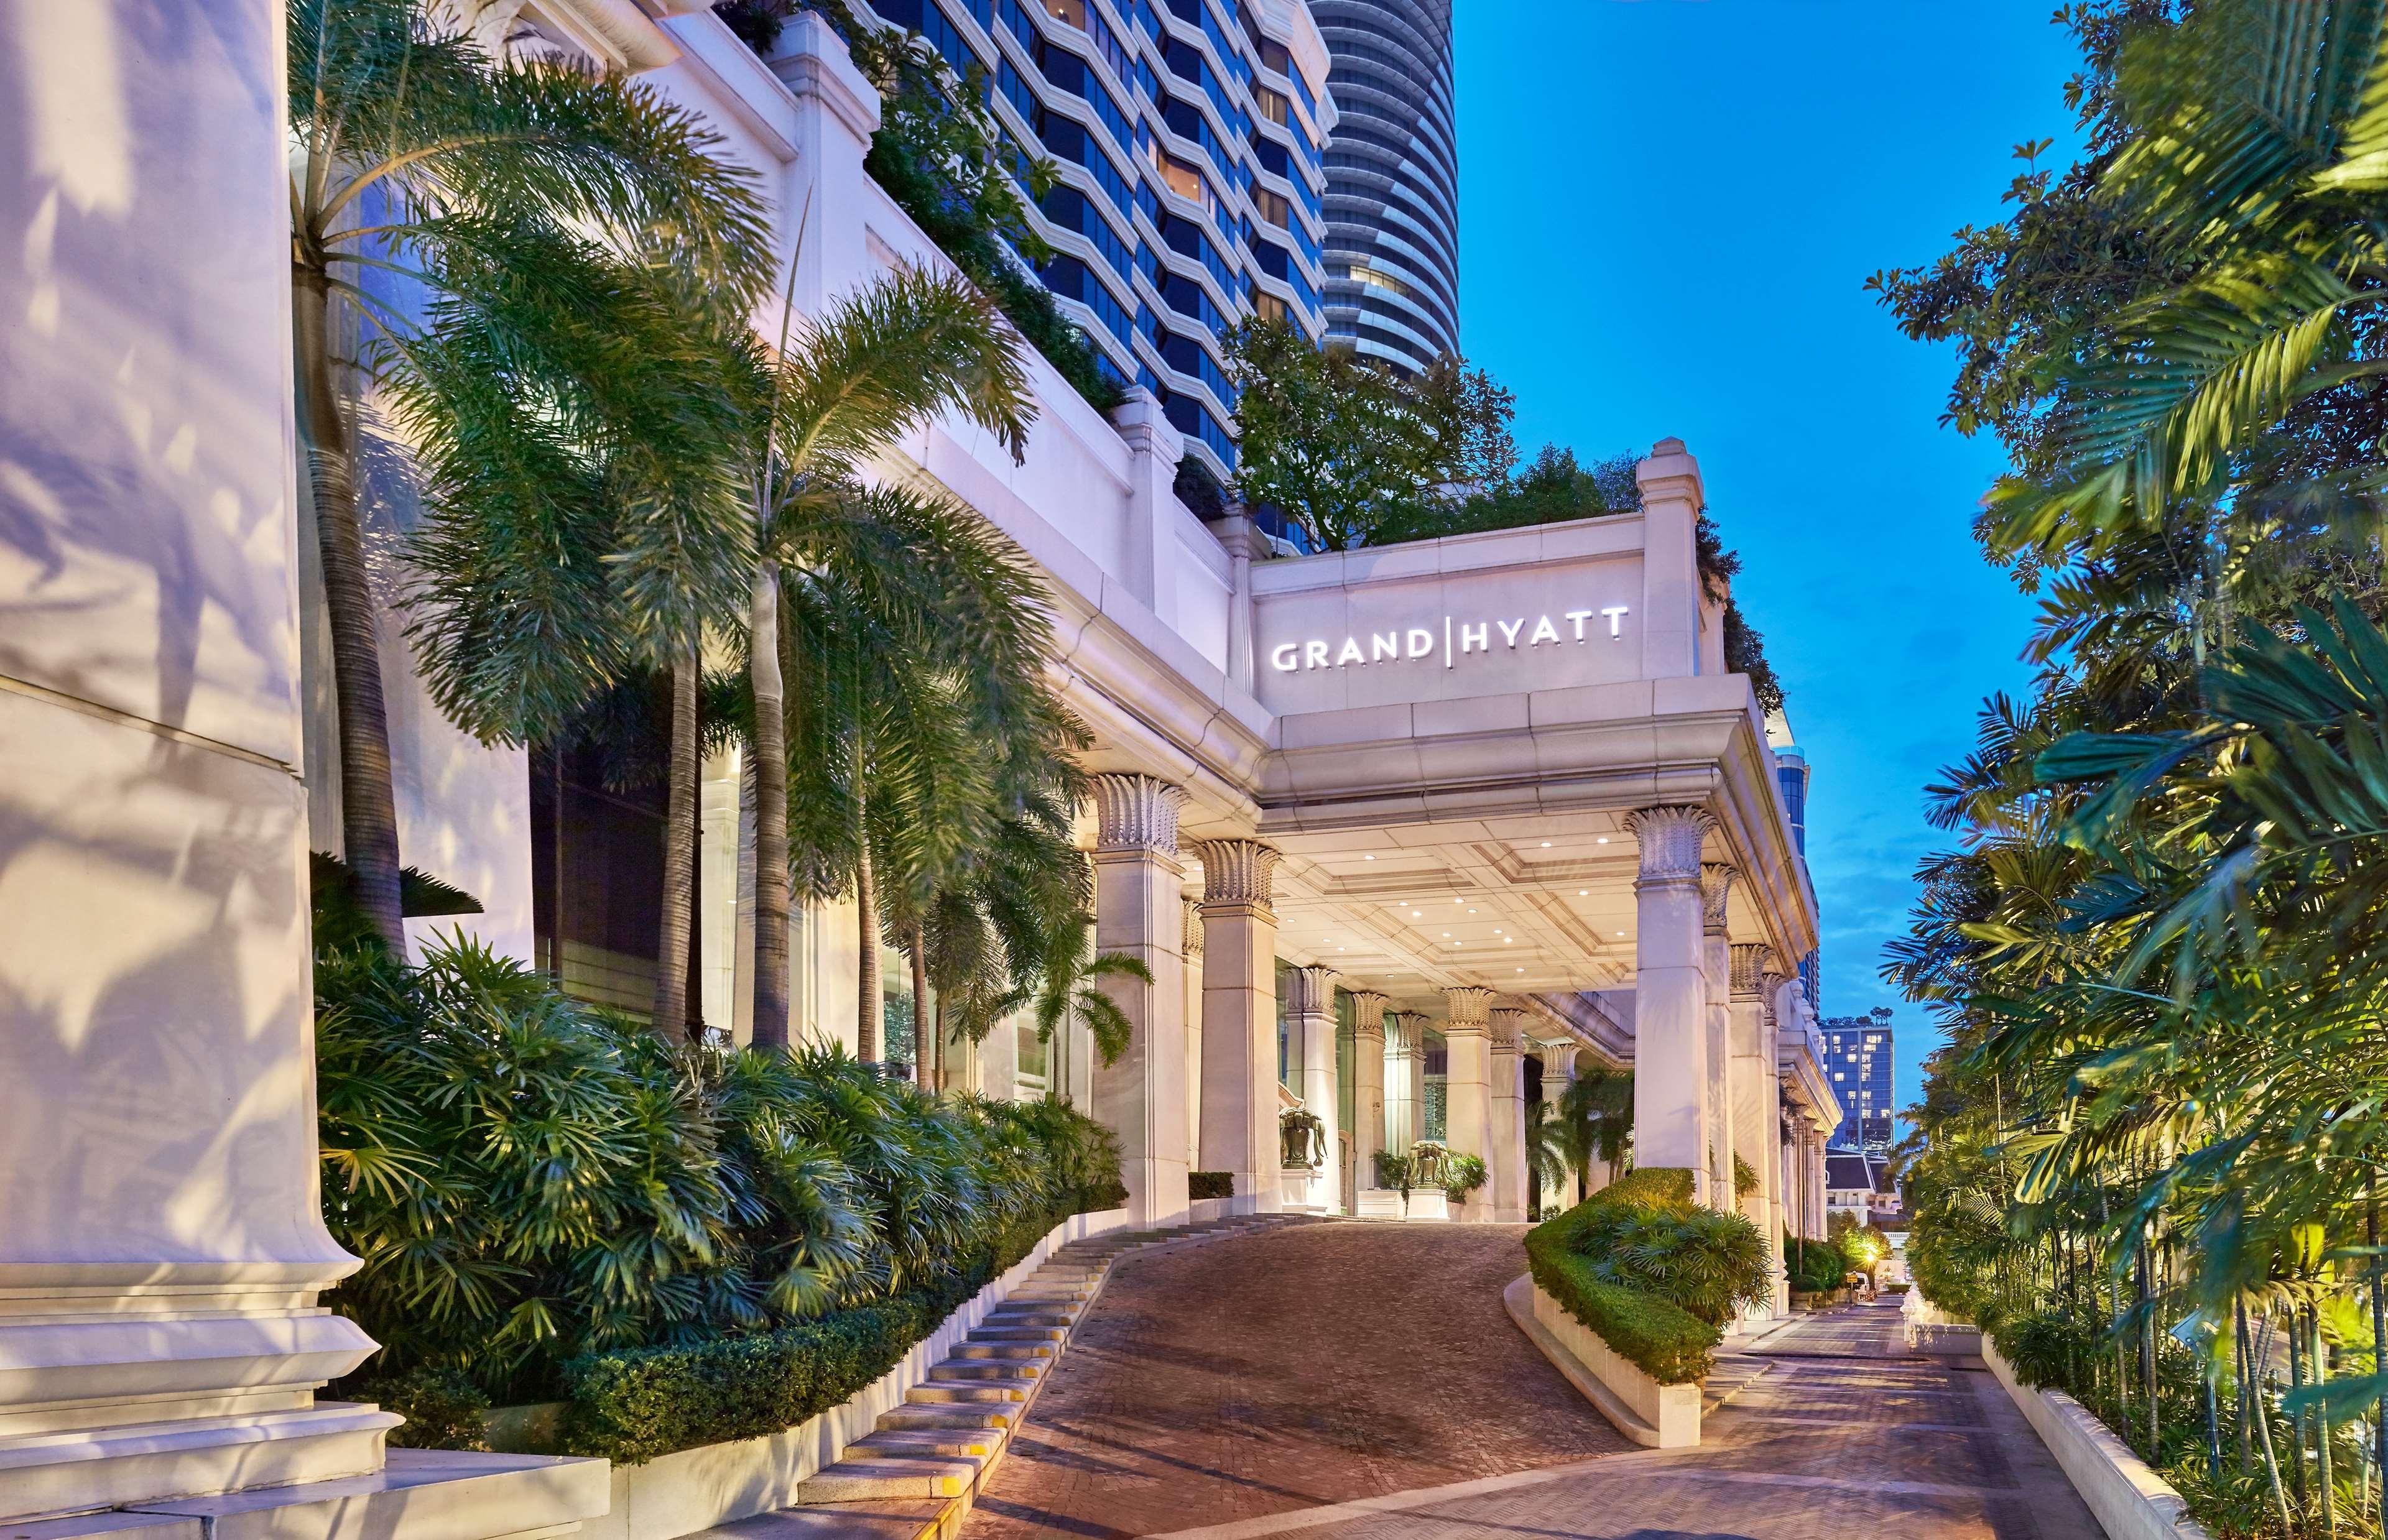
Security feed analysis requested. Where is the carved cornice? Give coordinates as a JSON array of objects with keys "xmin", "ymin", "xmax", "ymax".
[
  {"xmin": 1387, "ymin": 1010, "xmax": 1429, "ymax": 1056},
  {"xmin": 1193, "ymin": 838, "xmax": 1280, "ymax": 913},
  {"xmin": 1443, "ymin": 985, "xmax": 1496, "ymax": 1028},
  {"xmin": 1090, "ymin": 773, "xmax": 1190, "ymax": 856},
  {"xmin": 1489, "ymin": 1007, "xmax": 1528, "ymax": 1051},
  {"xmin": 1624, "ymin": 805, "xmax": 1713, "ymax": 883},
  {"xmin": 1730, "ymin": 943, "xmax": 1780, "ymax": 999},
  {"xmin": 1287, "ymin": 963, "xmax": 1336, "ymax": 1018},
  {"xmin": 1700, "ymin": 863, "xmax": 1737, "ymax": 934},
  {"xmin": 1349, "ymin": 990, "xmax": 1389, "ymax": 1040}
]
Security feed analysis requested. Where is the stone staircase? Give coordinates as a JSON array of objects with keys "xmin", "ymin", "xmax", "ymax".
[{"xmin": 712, "ymin": 1214, "xmax": 1318, "ymax": 1538}]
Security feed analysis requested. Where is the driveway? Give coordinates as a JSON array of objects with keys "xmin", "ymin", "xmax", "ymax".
[{"xmin": 960, "ymin": 1220, "xmax": 1629, "ymax": 1539}]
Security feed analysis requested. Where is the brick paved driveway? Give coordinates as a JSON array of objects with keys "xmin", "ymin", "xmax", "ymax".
[{"xmin": 960, "ymin": 1221, "xmax": 1629, "ymax": 1539}]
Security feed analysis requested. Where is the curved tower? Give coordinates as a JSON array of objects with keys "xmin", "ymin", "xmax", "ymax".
[{"xmin": 1315, "ymin": 0, "xmax": 1460, "ymax": 372}]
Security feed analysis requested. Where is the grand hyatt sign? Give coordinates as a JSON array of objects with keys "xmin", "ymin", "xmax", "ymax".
[{"xmin": 1269, "ymin": 604, "xmax": 1631, "ymax": 672}]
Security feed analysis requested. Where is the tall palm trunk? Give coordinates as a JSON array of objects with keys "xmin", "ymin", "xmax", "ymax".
[
  {"xmin": 910, "ymin": 923, "xmax": 931, "ymax": 1090},
  {"xmin": 652, "ymin": 650, "xmax": 698, "ymax": 1036},
  {"xmin": 294, "ymin": 268, "xmax": 405, "ymax": 952},
  {"xmin": 855, "ymin": 791, "xmax": 879, "ymax": 1063},
  {"xmin": 749, "ymin": 561, "xmax": 791, "ymax": 1048}
]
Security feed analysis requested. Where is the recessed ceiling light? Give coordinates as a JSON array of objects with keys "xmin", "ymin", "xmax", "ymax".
[
  {"xmin": 1516, "ymin": 967, "xmax": 1524, "ymax": 973},
  {"xmin": 1615, "ymin": 931, "xmax": 1626, "ymax": 938},
  {"xmin": 1442, "ymin": 931, "xmax": 1450, "ymax": 938},
  {"xmin": 1578, "ymin": 889, "xmax": 1588, "ymax": 897},
  {"xmin": 1338, "ymin": 946, "xmax": 1346, "ymax": 951},
  {"xmin": 1412, "ymin": 910, "xmax": 1423, "ymax": 918},
  {"xmin": 1504, "ymin": 937, "xmax": 1514, "ymax": 943},
  {"xmin": 1540, "ymin": 841, "xmax": 1552, "ymax": 848},
  {"xmin": 1597, "ymin": 837, "xmax": 1609, "ymax": 845},
  {"xmin": 1364, "ymin": 854, "xmax": 1374, "ymax": 860}
]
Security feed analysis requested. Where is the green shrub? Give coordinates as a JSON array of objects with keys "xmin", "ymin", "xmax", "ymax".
[
  {"xmin": 1189, "ymin": 1171, "xmax": 1235, "ymax": 1201},
  {"xmin": 1522, "ymin": 1169, "xmax": 1730, "ymax": 1384},
  {"xmin": 1784, "ymin": 1231, "xmax": 1851, "ymax": 1294},
  {"xmin": 368, "ymin": 1367, "xmax": 492, "ymax": 1452},
  {"xmin": 1371, "ymin": 1150, "xmax": 1410, "ymax": 1191},
  {"xmin": 1588, "ymin": 1206, "xmax": 1770, "ymax": 1326},
  {"xmin": 316, "ymin": 931, "xmax": 1122, "ymax": 1412},
  {"xmin": 1444, "ymin": 1151, "xmax": 1489, "ymax": 1202}
]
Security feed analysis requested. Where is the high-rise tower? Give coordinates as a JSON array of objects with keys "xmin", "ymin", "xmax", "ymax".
[{"xmin": 1314, "ymin": 0, "xmax": 1458, "ymax": 371}]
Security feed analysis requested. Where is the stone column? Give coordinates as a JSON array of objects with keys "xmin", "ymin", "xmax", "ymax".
[
  {"xmin": 1626, "ymin": 805, "xmax": 1715, "ymax": 1201},
  {"xmin": 1386, "ymin": 1011, "xmax": 1425, "ymax": 1155},
  {"xmin": 1442, "ymin": 987, "xmax": 1496, "ymax": 1215},
  {"xmin": 1090, "ymin": 774, "xmax": 1192, "ymax": 1228},
  {"xmin": 0, "ymin": 3, "xmax": 604, "ymax": 1525},
  {"xmin": 1183, "ymin": 895, "xmax": 1205, "ymax": 1169},
  {"xmin": 700, "ymin": 745, "xmax": 743, "ymax": 1039},
  {"xmin": 1730, "ymin": 945, "xmax": 1784, "ymax": 1312},
  {"xmin": 782, "ymin": 10, "xmax": 881, "ymax": 309},
  {"xmin": 1552, "ymin": 1044, "xmax": 1585, "ymax": 1207},
  {"xmin": 1286, "ymin": 964, "xmax": 1340, "ymax": 1212},
  {"xmin": 1489, "ymin": 1007, "xmax": 1529, "ymax": 1222},
  {"xmin": 1196, "ymin": 839, "xmax": 1282, "ymax": 1213},
  {"xmin": 1700, "ymin": 864, "xmax": 1736, "ymax": 1210},
  {"xmin": 1109, "ymin": 389, "xmax": 1185, "ymax": 614},
  {"xmin": 1635, "ymin": 438, "xmax": 1706, "ymax": 679},
  {"xmin": 1348, "ymin": 991, "xmax": 1389, "ymax": 1187}
]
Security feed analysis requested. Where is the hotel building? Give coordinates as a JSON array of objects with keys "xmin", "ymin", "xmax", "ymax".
[
  {"xmin": 1317, "ymin": 0, "xmax": 1459, "ymax": 371},
  {"xmin": 0, "ymin": 1, "xmax": 1835, "ymax": 1523},
  {"xmin": 848, "ymin": 0, "xmax": 1337, "ymax": 480}
]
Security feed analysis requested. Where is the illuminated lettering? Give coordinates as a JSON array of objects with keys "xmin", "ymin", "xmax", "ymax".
[
  {"xmin": 1601, "ymin": 604, "xmax": 1630, "ymax": 638},
  {"xmin": 1336, "ymin": 637, "xmax": 1366, "ymax": 666},
  {"xmin": 1497, "ymin": 618, "xmax": 1525, "ymax": 647},
  {"xmin": 1407, "ymin": 628, "xmax": 1434, "ymax": 658},
  {"xmin": 1304, "ymin": 639, "xmax": 1330, "ymax": 668},
  {"xmin": 1459, "ymin": 622, "xmax": 1488, "ymax": 653},
  {"xmin": 1530, "ymin": 616, "xmax": 1560, "ymax": 645},
  {"xmin": 1566, "ymin": 609, "xmax": 1593, "ymax": 639},
  {"xmin": 1372, "ymin": 632, "xmax": 1399, "ymax": 661}
]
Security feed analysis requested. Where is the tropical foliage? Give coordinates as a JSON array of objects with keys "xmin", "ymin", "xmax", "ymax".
[
  {"xmin": 1880, "ymin": 4, "xmax": 2388, "ymax": 1534},
  {"xmin": 317, "ymin": 924, "xmax": 1122, "ymax": 1418},
  {"xmin": 289, "ymin": 0, "xmax": 771, "ymax": 949},
  {"xmin": 1530, "ymin": 1064, "xmax": 1637, "ymax": 1198},
  {"xmin": 1524, "ymin": 1169, "xmax": 1766, "ymax": 1383}
]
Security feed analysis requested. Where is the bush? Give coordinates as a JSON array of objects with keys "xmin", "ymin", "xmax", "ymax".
[
  {"xmin": 367, "ymin": 1367, "xmax": 491, "ymax": 1452},
  {"xmin": 1784, "ymin": 1232, "xmax": 1851, "ymax": 1294},
  {"xmin": 1372, "ymin": 1150, "xmax": 1411, "ymax": 1191},
  {"xmin": 1190, "ymin": 1171, "xmax": 1235, "ymax": 1201},
  {"xmin": 1444, "ymin": 1151, "xmax": 1489, "ymax": 1202},
  {"xmin": 1523, "ymin": 1169, "xmax": 1749, "ymax": 1384},
  {"xmin": 315, "ymin": 929, "xmax": 1122, "ymax": 1413}
]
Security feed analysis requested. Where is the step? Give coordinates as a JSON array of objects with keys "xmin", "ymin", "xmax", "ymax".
[
  {"xmin": 1007, "ymin": 1284, "xmax": 1093, "ymax": 1300},
  {"xmin": 851, "ymin": 1427, "xmax": 1004, "ymax": 1460},
  {"xmin": 797, "ymin": 1457, "xmax": 974, "ymax": 1503},
  {"xmin": 931, "ymin": 1358, "xmax": 1044, "ymax": 1381},
  {"xmin": 983, "ymin": 1308, "xmax": 1076, "ymax": 1327},
  {"xmin": 877, "ymin": 1403, "xmax": 1021, "ymax": 1431},
  {"xmin": 970, "ymin": 1324, "xmax": 1065, "ymax": 1343},
  {"xmin": 905, "ymin": 1378, "xmax": 1033, "ymax": 1403},
  {"xmin": 951, "ymin": 1341, "xmax": 1053, "ymax": 1360},
  {"xmin": 708, "ymin": 1498, "xmax": 949, "ymax": 1539}
]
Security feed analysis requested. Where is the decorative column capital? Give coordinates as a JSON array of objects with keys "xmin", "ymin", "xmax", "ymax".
[
  {"xmin": 1349, "ymin": 991, "xmax": 1389, "ymax": 1041},
  {"xmin": 1699, "ymin": 862, "xmax": 1737, "ymax": 934},
  {"xmin": 1288, "ymin": 963, "xmax": 1336, "ymax": 1018},
  {"xmin": 1388, "ymin": 1010, "xmax": 1428, "ymax": 1056},
  {"xmin": 1090, "ymin": 773, "xmax": 1190, "ymax": 856},
  {"xmin": 1181, "ymin": 893, "xmax": 1205, "ymax": 957},
  {"xmin": 1730, "ymin": 943, "xmax": 1780, "ymax": 999},
  {"xmin": 1193, "ymin": 838, "xmax": 1280, "ymax": 916},
  {"xmin": 1443, "ymin": 985, "xmax": 1496, "ymax": 1029},
  {"xmin": 1624, "ymin": 805, "xmax": 1714, "ymax": 883},
  {"xmin": 1489, "ymin": 1007, "xmax": 1528, "ymax": 1051}
]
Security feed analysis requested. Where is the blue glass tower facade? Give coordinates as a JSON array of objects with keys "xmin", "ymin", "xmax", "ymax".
[
  {"xmin": 861, "ymin": 0, "xmax": 1336, "ymax": 480},
  {"xmin": 1820, "ymin": 1012, "xmax": 1894, "ymax": 1154}
]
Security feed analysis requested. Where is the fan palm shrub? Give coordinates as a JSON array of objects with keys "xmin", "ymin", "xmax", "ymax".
[{"xmin": 289, "ymin": 0, "xmax": 769, "ymax": 950}]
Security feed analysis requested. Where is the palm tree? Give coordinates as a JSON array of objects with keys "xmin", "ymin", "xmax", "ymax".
[
  {"xmin": 734, "ymin": 267, "xmax": 1034, "ymax": 1049},
  {"xmin": 1989, "ymin": 0, "xmax": 2388, "ymax": 567},
  {"xmin": 999, "ymin": 918, "xmax": 1151, "ymax": 1104},
  {"xmin": 289, "ymin": 0, "xmax": 769, "ymax": 949}
]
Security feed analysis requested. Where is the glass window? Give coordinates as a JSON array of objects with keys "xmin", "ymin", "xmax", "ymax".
[
  {"xmin": 1043, "ymin": 0, "xmax": 1085, "ymax": 22},
  {"xmin": 1254, "ymin": 86, "xmax": 1289, "ymax": 126},
  {"xmin": 1250, "ymin": 288, "xmax": 1288, "ymax": 323},
  {"xmin": 1254, "ymin": 187, "xmax": 1290, "ymax": 228}
]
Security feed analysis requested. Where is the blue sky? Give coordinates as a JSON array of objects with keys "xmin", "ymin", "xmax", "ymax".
[{"xmin": 1451, "ymin": 2, "xmax": 2088, "ymax": 1137}]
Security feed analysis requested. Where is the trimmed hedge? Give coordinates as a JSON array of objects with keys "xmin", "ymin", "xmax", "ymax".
[
  {"xmin": 1522, "ymin": 1169, "xmax": 1721, "ymax": 1385},
  {"xmin": 558, "ymin": 1202, "xmax": 1068, "ymax": 1463},
  {"xmin": 1189, "ymin": 1170, "xmax": 1234, "ymax": 1201}
]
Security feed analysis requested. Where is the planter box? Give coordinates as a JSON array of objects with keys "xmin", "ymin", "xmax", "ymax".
[
  {"xmin": 505, "ymin": 1207, "xmax": 1132, "ymax": 1540},
  {"xmin": 1188, "ymin": 1196, "xmax": 1234, "ymax": 1224},
  {"xmin": 1504, "ymin": 1276, "xmax": 1700, "ymax": 1449},
  {"xmin": 1354, "ymin": 1187, "xmax": 1404, "ymax": 1219},
  {"xmin": 1405, "ymin": 1191, "xmax": 1450, "ymax": 1222},
  {"xmin": 1983, "ymin": 1337, "xmax": 2211, "ymax": 1540}
]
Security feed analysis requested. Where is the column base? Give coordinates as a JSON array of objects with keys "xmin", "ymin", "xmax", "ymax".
[
  {"xmin": 1, "ymin": 1404, "xmax": 400, "ymax": 1524},
  {"xmin": 1277, "ymin": 1167, "xmax": 1338, "ymax": 1215},
  {"xmin": 11, "ymin": 1446, "xmax": 611, "ymax": 1540}
]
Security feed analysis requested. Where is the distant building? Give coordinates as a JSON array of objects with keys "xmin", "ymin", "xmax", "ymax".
[
  {"xmin": 1825, "ymin": 1146, "xmax": 1902, "ymax": 1229},
  {"xmin": 1820, "ymin": 1008, "xmax": 1893, "ymax": 1153}
]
